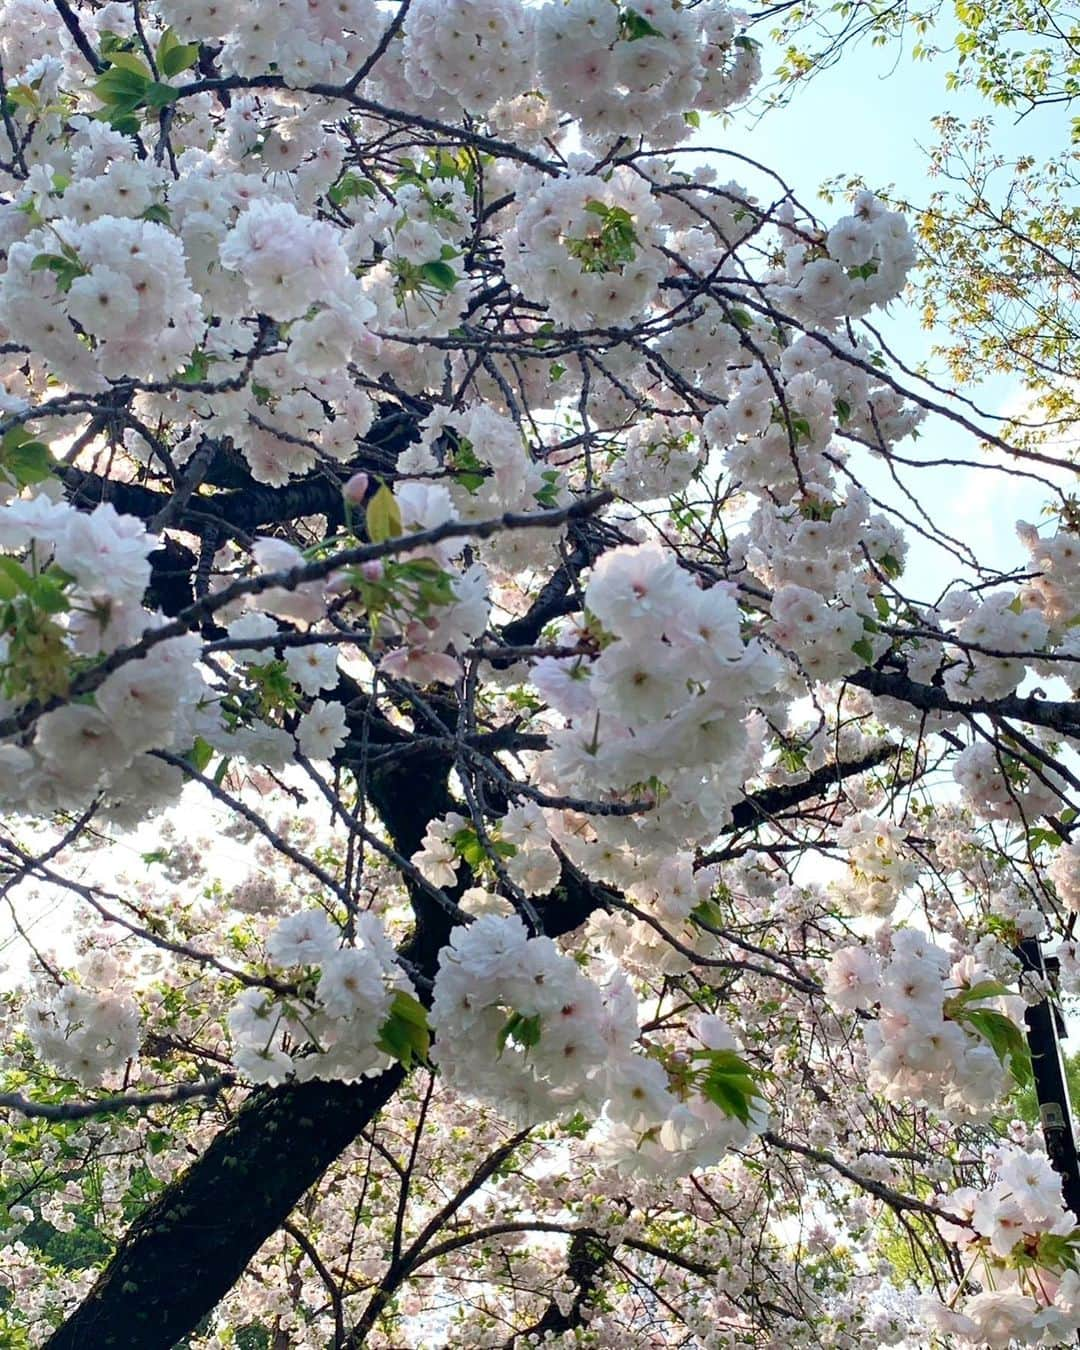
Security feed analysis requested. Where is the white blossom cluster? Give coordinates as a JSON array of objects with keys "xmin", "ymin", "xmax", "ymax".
[
  {"xmin": 414, "ymin": 803, "xmax": 561, "ymax": 898},
  {"xmin": 227, "ymin": 908, "xmax": 411, "ymax": 1084},
  {"xmin": 940, "ymin": 590, "xmax": 1050, "ymax": 701},
  {"xmin": 0, "ymin": 494, "xmax": 205, "ymax": 817},
  {"xmin": 927, "ymin": 1146, "xmax": 1080, "ymax": 1347},
  {"xmin": 824, "ymin": 931, "xmax": 1019, "ymax": 1115},
  {"xmin": 398, "ymin": 401, "xmax": 565, "ymax": 567},
  {"xmin": 533, "ymin": 541, "xmax": 781, "ymax": 850},
  {"xmin": 503, "ymin": 169, "xmax": 665, "ymax": 328},
  {"xmin": 595, "ymin": 852, "xmax": 722, "ymax": 980},
  {"xmin": 25, "ymin": 951, "xmax": 141, "ymax": 1087},
  {"xmin": 953, "ymin": 741, "xmax": 1069, "ymax": 823},
  {"xmin": 532, "ymin": 0, "xmax": 760, "ymax": 141},
  {"xmin": 1049, "ymin": 840, "xmax": 1080, "ymax": 913},
  {"xmin": 402, "ymin": 0, "xmax": 535, "ymax": 112},
  {"xmin": 772, "ymin": 190, "xmax": 917, "ymax": 321},
  {"xmin": 833, "ymin": 812, "xmax": 920, "ymax": 918},
  {"xmin": 430, "ymin": 915, "xmax": 766, "ymax": 1173},
  {"xmin": 589, "ymin": 1012, "xmax": 769, "ymax": 1179},
  {"xmin": 601, "ymin": 415, "xmax": 703, "ymax": 503},
  {"xmin": 1019, "ymin": 522, "xmax": 1080, "ymax": 628},
  {"xmin": 430, "ymin": 914, "xmax": 636, "ymax": 1122},
  {"xmin": 0, "ymin": 215, "xmax": 204, "ymax": 387},
  {"xmin": 160, "ymin": 0, "xmax": 385, "ymax": 84}
]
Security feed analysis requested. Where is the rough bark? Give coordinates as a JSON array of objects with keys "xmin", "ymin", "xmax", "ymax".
[
  {"xmin": 45, "ymin": 1071, "xmax": 404, "ymax": 1350},
  {"xmin": 850, "ymin": 663, "xmax": 1080, "ymax": 738}
]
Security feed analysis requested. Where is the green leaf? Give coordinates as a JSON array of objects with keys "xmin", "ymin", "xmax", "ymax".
[
  {"xmin": 694, "ymin": 1048, "xmax": 763, "ymax": 1126},
  {"xmin": 879, "ymin": 552, "xmax": 903, "ymax": 578},
  {"xmin": 141, "ymin": 202, "xmax": 172, "ymax": 225},
  {"xmin": 455, "ymin": 471, "xmax": 485, "ymax": 494},
  {"xmin": 28, "ymin": 575, "xmax": 69, "ymax": 614},
  {"xmin": 29, "ymin": 252, "xmax": 88, "ymax": 294},
  {"xmin": 620, "ymin": 7, "xmax": 664, "ymax": 40},
  {"xmin": 534, "ymin": 469, "xmax": 561, "ymax": 508},
  {"xmin": 958, "ymin": 979, "xmax": 1012, "ymax": 1003},
  {"xmin": 156, "ymin": 27, "xmax": 200, "ymax": 78},
  {"xmin": 376, "ymin": 991, "xmax": 431, "ymax": 1067},
  {"xmin": 1036, "ymin": 1228, "xmax": 1080, "ymax": 1274},
  {"xmin": 387, "ymin": 989, "xmax": 428, "ymax": 1029},
  {"xmin": 99, "ymin": 30, "xmax": 137, "ymax": 57},
  {"xmin": 177, "ymin": 349, "xmax": 211, "ymax": 385},
  {"xmin": 328, "ymin": 172, "xmax": 376, "ymax": 207},
  {"xmin": 791, "ymin": 416, "xmax": 812, "ymax": 441},
  {"xmin": 851, "ymin": 637, "xmax": 875, "ymax": 664},
  {"xmin": 107, "ymin": 114, "xmax": 143, "ymax": 137},
  {"xmin": 105, "ymin": 51, "xmax": 152, "ymax": 78},
  {"xmin": 690, "ymin": 897, "xmax": 726, "ymax": 929},
  {"xmin": 365, "ymin": 484, "xmax": 402, "ymax": 544},
  {"xmin": 959, "ymin": 1007, "xmax": 1034, "ymax": 1089},
  {"xmin": 561, "ymin": 1110, "xmax": 591, "ymax": 1138},
  {"xmin": 0, "ymin": 565, "xmax": 22, "ymax": 601},
  {"xmin": 93, "ymin": 67, "xmax": 149, "ymax": 100},
  {"xmin": 835, "ymin": 398, "xmax": 852, "ymax": 423},
  {"xmin": 186, "ymin": 736, "xmax": 215, "ymax": 775},
  {"xmin": 5, "ymin": 83, "xmax": 39, "ymax": 111},
  {"xmin": 148, "ymin": 1128, "xmax": 171, "ymax": 1155},
  {"xmin": 418, "ymin": 260, "xmax": 457, "ymax": 293},
  {"xmin": 498, "ymin": 1011, "xmax": 543, "ymax": 1054},
  {"xmin": 4, "ymin": 437, "xmax": 53, "ymax": 486},
  {"xmin": 145, "ymin": 81, "xmax": 181, "ymax": 111},
  {"xmin": 0, "ymin": 556, "xmax": 33, "ymax": 595},
  {"xmin": 944, "ymin": 980, "xmax": 1012, "ymax": 1016}
]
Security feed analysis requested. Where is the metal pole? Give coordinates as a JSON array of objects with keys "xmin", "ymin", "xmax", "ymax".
[{"xmin": 1016, "ymin": 937, "xmax": 1080, "ymax": 1217}]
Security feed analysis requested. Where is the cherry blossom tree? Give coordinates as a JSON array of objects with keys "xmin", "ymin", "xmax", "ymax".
[{"xmin": 0, "ymin": 1, "xmax": 1078, "ymax": 1347}]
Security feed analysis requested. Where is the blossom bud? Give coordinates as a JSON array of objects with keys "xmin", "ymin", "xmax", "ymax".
[
  {"xmin": 343, "ymin": 472, "xmax": 370, "ymax": 505},
  {"xmin": 359, "ymin": 560, "xmax": 383, "ymax": 582}
]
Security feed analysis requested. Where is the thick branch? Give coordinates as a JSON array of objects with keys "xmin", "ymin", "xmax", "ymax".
[
  {"xmin": 850, "ymin": 665, "xmax": 1080, "ymax": 739},
  {"xmin": 0, "ymin": 1076, "xmax": 233, "ymax": 1122}
]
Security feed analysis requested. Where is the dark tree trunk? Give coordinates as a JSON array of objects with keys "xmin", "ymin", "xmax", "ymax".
[{"xmin": 45, "ymin": 1070, "xmax": 403, "ymax": 1350}]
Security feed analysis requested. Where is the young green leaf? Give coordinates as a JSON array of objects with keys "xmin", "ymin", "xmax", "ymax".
[
  {"xmin": 694, "ymin": 1048, "xmax": 764, "ymax": 1126},
  {"xmin": 365, "ymin": 484, "xmax": 403, "ymax": 544},
  {"xmin": 419, "ymin": 260, "xmax": 458, "ymax": 293}
]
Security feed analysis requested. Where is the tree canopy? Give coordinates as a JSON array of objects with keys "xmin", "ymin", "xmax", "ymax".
[{"xmin": 0, "ymin": 0, "xmax": 1078, "ymax": 1347}]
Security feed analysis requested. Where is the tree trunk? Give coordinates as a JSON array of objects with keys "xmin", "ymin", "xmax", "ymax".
[{"xmin": 45, "ymin": 1069, "xmax": 404, "ymax": 1350}]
